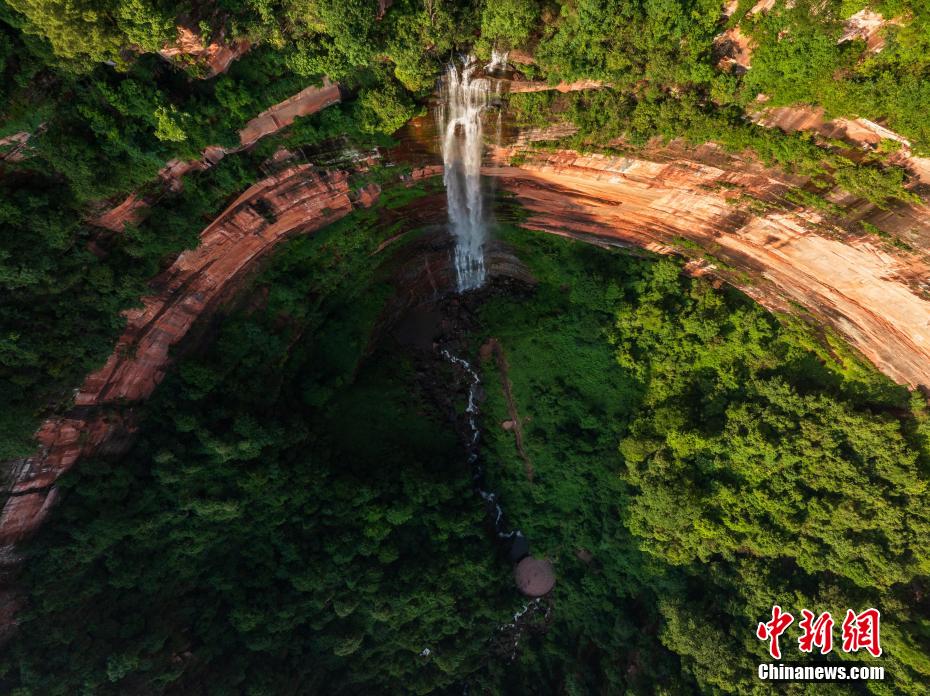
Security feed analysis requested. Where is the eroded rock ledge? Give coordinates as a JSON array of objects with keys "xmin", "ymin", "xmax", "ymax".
[
  {"xmin": 1, "ymin": 165, "xmax": 378, "ymax": 551},
  {"xmin": 482, "ymin": 148, "xmax": 930, "ymax": 389}
]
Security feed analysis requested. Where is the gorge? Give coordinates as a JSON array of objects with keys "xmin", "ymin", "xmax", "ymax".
[{"xmin": 2, "ymin": 1, "xmax": 930, "ymax": 694}]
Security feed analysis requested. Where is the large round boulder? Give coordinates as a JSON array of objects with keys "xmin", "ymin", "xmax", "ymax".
[{"xmin": 514, "ymin": 556, "xmax": 555, "ymax": 597}]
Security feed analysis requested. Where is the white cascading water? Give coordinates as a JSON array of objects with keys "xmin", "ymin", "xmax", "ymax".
[
  {"xmin": 436, "ymin": 56, "xmax": 492, "ymax": 291},
  {"xmin": 485, "ymin": 48, "xmax": 509, "ymax": 73},
  {"xmin": 441, "ymin": 347, "xmax": 525, "ymax": 548},
  {"xmin": 435, "ymin": 56, "xmax": 543, "ymax": 622}
]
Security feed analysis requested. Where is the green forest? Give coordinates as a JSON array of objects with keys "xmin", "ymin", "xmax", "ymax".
[
  {"xmin": 477, "ymin": 225, "xmax": 930, "ymax": 693},
  {"xmin": 2, "ymin": 0, "xmax": 930, "ymax": 694},
  {"xmin": 4, "ymin": 213, "xmax": 929, "ymax": 693}
]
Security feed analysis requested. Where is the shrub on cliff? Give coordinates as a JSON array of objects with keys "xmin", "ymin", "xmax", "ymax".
[
  {"xmin": 5, "ymin": 0, "xmax": 174, "ymax": 65},
  {"xmin": 354, "ymin": 79, "xmax": 418, "ymax": 135}
]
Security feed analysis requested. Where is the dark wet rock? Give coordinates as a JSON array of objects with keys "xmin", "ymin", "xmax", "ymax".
[{"xmin": 508, "ymin": 533, "xmax": 530, "ymax": 563}]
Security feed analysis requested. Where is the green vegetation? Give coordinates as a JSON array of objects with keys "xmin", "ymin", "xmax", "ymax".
[
  {"xmin": 744, "ymin": 0, "xmax": 930, "ymax": 152},
  {"xmin": 501, "ymin": 0, "xmax": 927, "ymax": 210},
  {"xmin": 8, "ymin": 218, "xmax": 929, "ymax": 693},
  {"xmin": 0, "ymin": 0, "xmax": 477, "ymax": 457},
  {"xmin": 477, "ymin": 224, "xmax": 930, "ymax": 693},
  {"xmin": 523, "ymin": 0, "xmax": 930, "ymax": 155},
  {"xmin": 477, "ymin": 0, "xmax": 540, "ymax": 52},
  {"xmin": 0, "ymin": 194, "xmax": 519, "ymax": 695},
  {"xmin": 0, "ymin": 152, "xmax": 254, "ymax": 459},
  {"xmin": 2, "ymin": 0, "xmax": 927, "ymax": 455},
  {"xmin": 0, "ymin": 119, "xmax": 385, "ymax": 461}
]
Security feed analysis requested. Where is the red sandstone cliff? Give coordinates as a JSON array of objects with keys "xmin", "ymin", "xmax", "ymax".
[
  {"xmin": 158, "ymin": 26, "xmax": 250, "ymax": 78},
  {"xmin": 2, "ymin": 165, "xmax": 379, "ymax": 549},
  {"xmin": 88, "ymin": 81, "xmax": 342, "ymax": 232},
  {"xmin": 238, "ymin": 80, "xmax": 342, "ymax": 148},
  {"xmin": 481, "ymin": 147, "xmax": 930, "ymax": 389}
]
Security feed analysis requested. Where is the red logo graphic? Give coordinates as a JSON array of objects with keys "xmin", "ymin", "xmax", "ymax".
[
  {"xmin": 798, "ymin": 609, "xmax": 834, "ymax": 654},
  {"xmin": 842, "ymin": 608, "xmax": 882, "ymax": 657},
  {"xmin": 757, "ymin": 606, "xmax": 881, "ymax": 659},
  {"xmin": 756, "ymin": 605, "xmax": 794, "ymax": 659}
]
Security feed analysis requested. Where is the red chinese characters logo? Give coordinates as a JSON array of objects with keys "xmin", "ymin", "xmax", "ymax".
[
  {"xmin": 798, "ymin": 610, "xmax": 834, "ymax": 654},
  {"xmin": 842, "ymin": 608, "xmax": 882, "ymax": 657},
  {"xmin": 757, "ymin": 606, "xmax": 881, "ymax": 659},
  {"xmin": 756, "ymin": 605, "xmax": 794, "ymax": 659}
]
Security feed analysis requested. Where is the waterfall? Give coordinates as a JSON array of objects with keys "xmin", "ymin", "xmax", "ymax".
[
  {"xmin": 485, "ymin": 48, "xmax": 509, "ymax": 73},
  {"xmin": 436, "ymin": 56, "xmax": 491, "ymax": 292}
]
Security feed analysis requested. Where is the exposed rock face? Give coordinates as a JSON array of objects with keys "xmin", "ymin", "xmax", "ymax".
[
  {"xmin": 479, "ymin": 148, "xmax": 930, "ymax": 389},
  {"xmin": 507, "ymin": 49, "xmax": 535, "ymax": 65},
  {"xmin": 238, "ymin": 80, "xmax": 342, "ymax": 148},
  {"xmin": 1, "ymin": 166, "xmax": 379, "ymax": 555},
  {"xmin": 88, "ymin": 81, "xmax": 342, "ymax": 231},
  {"xmin": 87, "ymin": 192, "xmax": 149, "ymax": 232},
  {"xmin": 750, "ymin": 0, "xmax": 778, "ymax": 15},
  {"xmin": 505, "ymin": 79, "xmax": 605, "ymax": 94},
  {"xmin": 158, "ymin": 26, "xmax": 250, "ymax": 78},
  {"xmin": 715, "ymin": 27, "xmax": 753, "ymax": 72},
  {"xmin": 755, "ymin": 105, "xmax": 930, "ymax": 185},
  {"xmin": 840, "ymin": 9, "xmax": 902, "ymax": 53},
  {"xmin": 512, "ymin": 123, "xmax": 580, "ymax": 147},
  {"xmin": 397, "ymin": 133, "xmax": 930, "ymax": 388},
  {"xmin": 0, "ymin": 131, "xmax": 33, "ymax": 162}
]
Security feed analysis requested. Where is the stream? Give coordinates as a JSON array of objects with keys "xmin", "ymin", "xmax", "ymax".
[{"xmin": 440, "ymin": 348, "xmax": 528, "ymax": 562}]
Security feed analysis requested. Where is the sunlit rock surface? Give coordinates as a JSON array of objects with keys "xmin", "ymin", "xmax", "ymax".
[{"xmin": 158, "ymin": 25, "xmax": 250, "ymax": 78}]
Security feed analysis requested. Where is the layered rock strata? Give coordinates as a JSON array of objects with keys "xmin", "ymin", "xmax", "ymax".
[
  {"xmin": 1, "ymin": 165, "xmax": 378, "ymax": 550},
  {"xmin": 481, "ymin": 148, "xmax": 930, "ymax": 388},
  {"xmin": 89, "ymin": 81, "xmax": 342, "ymax": 232},
  {"xmin": 504, "ymin": 79, "xmax": 605, "ymax": 94}
]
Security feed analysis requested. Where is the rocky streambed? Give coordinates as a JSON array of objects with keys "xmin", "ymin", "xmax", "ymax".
[{"xmin": 388, "ymin": 249, "xmax": 556, "ymax": 599}]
